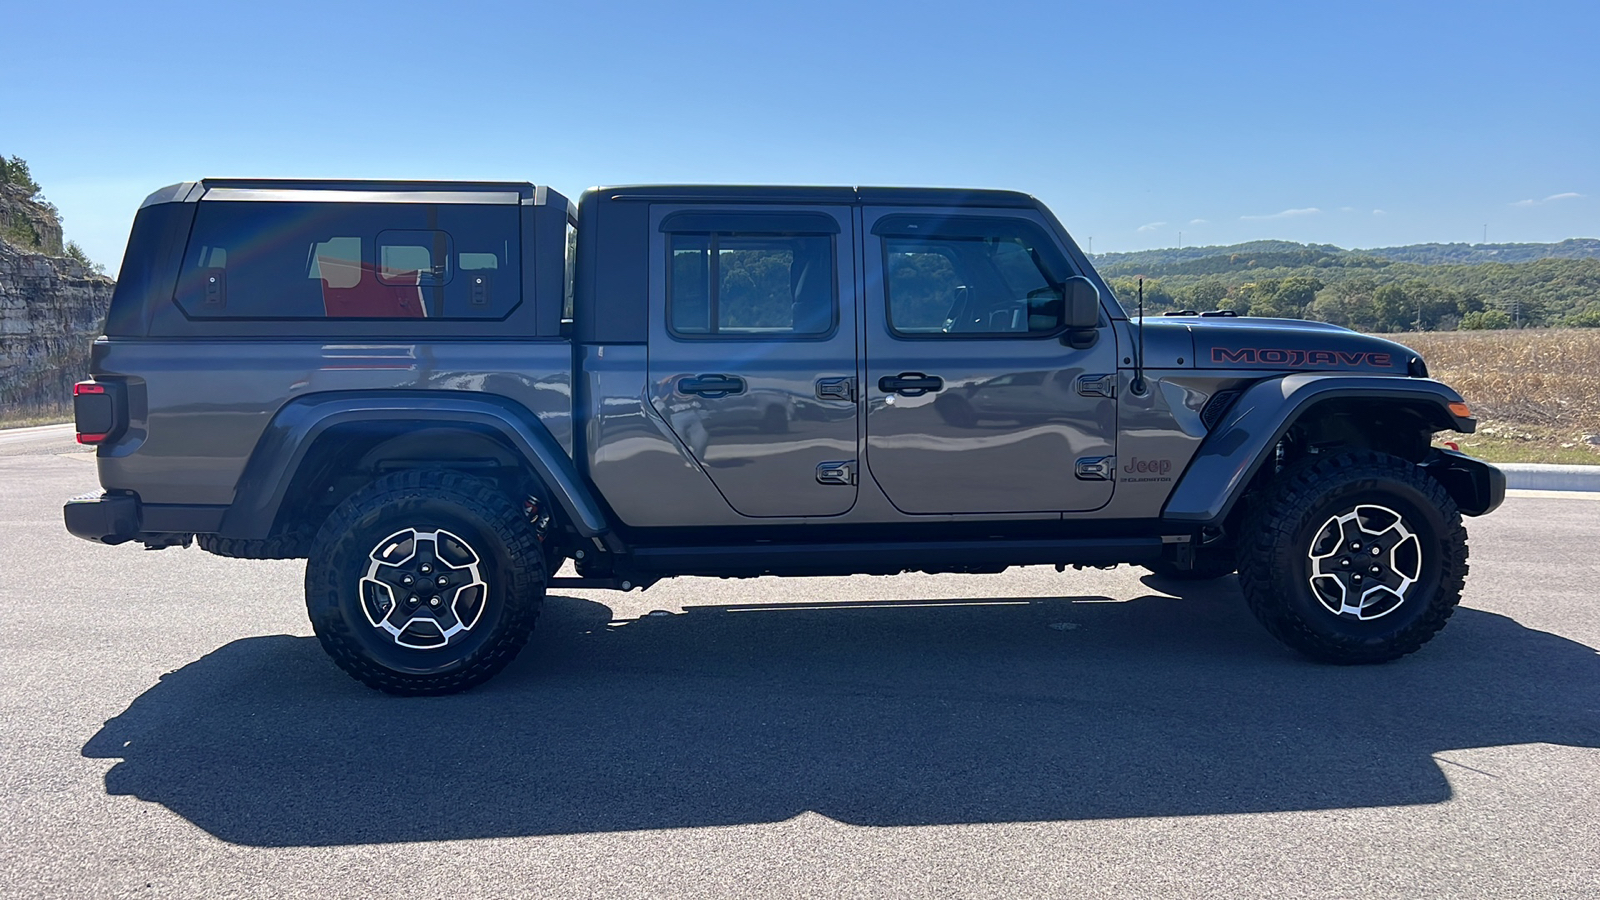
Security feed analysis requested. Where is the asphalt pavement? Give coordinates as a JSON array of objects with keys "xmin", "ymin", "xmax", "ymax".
[{"xmin": 2, "ymin": 427, "xmax": 1597, "ymax": 898}]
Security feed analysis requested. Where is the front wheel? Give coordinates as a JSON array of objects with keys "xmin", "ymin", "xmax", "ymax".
[
  {"xmin": 306, "ymin": 470, "xmax": 545, "ymax": 695},
  {"xmin": 1237, "ymin": 451, "xmax": 1468, "ymax": 664}
]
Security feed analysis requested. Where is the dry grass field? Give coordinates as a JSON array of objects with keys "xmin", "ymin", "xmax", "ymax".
[
  {"xmin": 1399, "ymin": 329, "xmax": 1600, "ymax": 464},
  {"xmin": 0, "ymin": 402, "xmax": 70, "ymax": 430}
]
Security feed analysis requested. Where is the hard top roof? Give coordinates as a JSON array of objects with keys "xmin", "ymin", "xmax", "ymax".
[
  {"xmin": 140, "ymin": 179, "xmax": 555, "ymax": 210},
  {"xmin": 200, "ymin": 178, "xmax": 538, "ymax": 196},
  {"xmin": 141, "ymin": 180, "xmax": 1040, "ymax": 212},
  {"xmin": 588, "ymin": 184, "xmax": 1039, "ymax": 207}
]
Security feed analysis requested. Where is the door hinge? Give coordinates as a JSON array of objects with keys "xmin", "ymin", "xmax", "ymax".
[
  {"xmin": 816, "ymin": 377, "xmax": 855, "ymax": 402},
  {"xmin": 1076, "ymin": 373, "xmax": 1117, "ymax": 398},
  {"xmin": 1075, "ymin": 456, "xmax": 1115, "ymax": 481},
  {"xmin": 816, "ymin": 460, "xmax": 856, "ymax": 485}
]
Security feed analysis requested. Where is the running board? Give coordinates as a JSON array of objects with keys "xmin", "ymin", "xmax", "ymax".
[{"xmin": 624, "ymin": 536, "xmax": 1170, "ymax": 580}]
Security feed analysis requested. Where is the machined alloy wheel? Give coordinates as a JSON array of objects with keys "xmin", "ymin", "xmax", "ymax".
[
  {"xmin": 1305, "ymin": 505, "xmax": 1421, "ymax": 621},
  {"xmin": 306, "ymin": 470, "xmax": 545, "ymax": 695},
  {"xmin": 1238, "ymin": 451, "xmax": 1468, "ymax": 664},
  {"xmin": 359, "ymin": 528, "xmax": 490, "ymax": 649}
]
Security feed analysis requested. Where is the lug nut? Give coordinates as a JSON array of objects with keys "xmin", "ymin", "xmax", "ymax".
[
  {"xmin": 1352, "ymin": 574, "xmax": 1363, "ymax": 582},
  {"xmin": 436, "ymin": 575, "xmax": 449, "ymax": 586},
  {"xmin": 401, "ymin": 574, "xmax": 415, "ymax": 586},
  {"xmin": 420, "ymin": 563, "xmax": 432, "ymax": 574},
  {"xmin": 1371, "ymin": 546, "xmax": 1382, "ymax": 556},
  {"xmin": 1371, "ymin": 565, "xmax": 1382, "ymax": 574},
  {"xmin": 1340, "ymin": 558, "xmax": 1350, "ymax": 567},
  {"xmin": 429, "ymin": 596, "xmax": 441, "ymax": 607},
  {"xmin": 408, "ymin": 595, "xmax": 419, "ymax": 605},
  {"xmin": 1350, "ymin": 542, "xmax": 1362, "ymax": 551}
]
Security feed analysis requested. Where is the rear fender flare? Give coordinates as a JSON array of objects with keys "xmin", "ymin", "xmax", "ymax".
[
  {"xmin": 218, "ymin": 391, "xmax": 611, "ymax": 541},
  {"xmin": 1162, "ymin": 375, "xmax": 1476, "ymax": 525}
]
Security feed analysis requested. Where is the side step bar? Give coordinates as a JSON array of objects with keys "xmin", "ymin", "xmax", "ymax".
[{"xmin": 622, "ymin": 536, "xmax": 1170, "ymax": 580}]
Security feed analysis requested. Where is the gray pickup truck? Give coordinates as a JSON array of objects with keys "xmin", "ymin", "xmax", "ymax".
[{"xmin": 64, "ymin": 180, "xmax": 1505, "ymax": 694}]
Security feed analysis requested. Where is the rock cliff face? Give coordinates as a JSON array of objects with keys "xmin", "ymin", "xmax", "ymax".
[
  {"xmin": 0, "ymin": 183, "xmax": 66, "ymax": 255},
  {"xmin": 0, "ymin": 186, "xmax": 114, "ymax": 415}
]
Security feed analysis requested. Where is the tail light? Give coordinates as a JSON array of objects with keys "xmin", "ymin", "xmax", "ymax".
[{"xmin": 73, "ymin": 380, "xmax": 124, "ymax": 445}]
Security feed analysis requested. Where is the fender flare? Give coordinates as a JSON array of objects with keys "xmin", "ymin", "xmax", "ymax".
[
  {"xmin": 218, "ymin": 391, "xmax": 612, "ymax": 541},
  {"xmin": 1161, "ymin": 374, "xmax": 1477, "ymax": 525}
]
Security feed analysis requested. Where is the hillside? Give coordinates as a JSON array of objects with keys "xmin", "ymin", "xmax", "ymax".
[
  {"xmin": 1097, "ymin": 237, "xmax": 1600, "ymax": 272},
  {"xmin": 1094, "ymin": 238, "xmax": 1600, "ymax": 331},
  {"xmin": 0, "ymin": 156, "xmax": 114, "ymax": 422}
]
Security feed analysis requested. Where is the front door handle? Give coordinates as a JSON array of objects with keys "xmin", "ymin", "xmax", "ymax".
[
  {"xmin": 678, "ymin": 374, "xmax": 746, "ymax": 398},
  {"xmin": 878, "ymin": 373, "xmax": 944, "ymax": 397}
]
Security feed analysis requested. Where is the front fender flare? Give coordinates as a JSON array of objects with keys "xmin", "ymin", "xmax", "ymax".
[
  {"xmin": 1162, "ymin": 375, "xmax": 1476, "ymax": 525},
  {"xmin": 218, "ymin": 391, "xmax": 612, "ymax": 542}
]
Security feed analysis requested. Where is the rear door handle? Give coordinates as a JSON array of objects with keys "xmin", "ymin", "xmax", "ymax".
[
  {"xmin": 878, "ymin": 373, "xmax": 944, "ymax": 397},
  {"xmin": 678, "ymin": 374, "xmax": 747, "ymax": 398}
]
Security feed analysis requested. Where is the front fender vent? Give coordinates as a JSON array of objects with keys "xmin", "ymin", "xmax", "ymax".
[{"xmin": 1200, "ymin": 390, "xmax": 1242, "ymax": 431}]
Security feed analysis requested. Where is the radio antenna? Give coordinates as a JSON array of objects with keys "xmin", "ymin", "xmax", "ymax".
[{"xmin": 1133, "ymin": 278, "xmax": 1148, "ymax": 395}]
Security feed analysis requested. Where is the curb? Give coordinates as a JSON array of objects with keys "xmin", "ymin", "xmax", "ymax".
[{"xmin": 1496, "ymin": 463, "xmax": 1600, "ymax": 493}]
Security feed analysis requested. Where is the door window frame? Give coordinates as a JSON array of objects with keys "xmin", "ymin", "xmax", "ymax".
[
  {"xmin": 874, "ymin": 213, "xmax": 1087, "ymax": 342},
  {"xmin": 660, "ymin": 211, "xmax": 842, "ymax": 342}
]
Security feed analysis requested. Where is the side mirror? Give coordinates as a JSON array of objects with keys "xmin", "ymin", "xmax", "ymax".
[
  {"xmin": 1063, "ymin": 276, "xmax": 1100, "ymax": 329},
  {"xmin": 1059, "ymin": 276, "xmax": 1100, "ymax": 349}
]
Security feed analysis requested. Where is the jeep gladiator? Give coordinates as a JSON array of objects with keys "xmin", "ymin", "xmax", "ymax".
[{"xmin": 63, "ymin": 180, "xmax": 1505, "ymax": 694}]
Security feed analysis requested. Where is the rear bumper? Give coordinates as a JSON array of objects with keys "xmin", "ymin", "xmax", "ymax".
[
  {"xmin": 64, "ymin": 492, "xmax": 231, "ymax": 545},
  {"xmin": 64, "ymin": 492, "xmax": 141, "ymax": 545}
]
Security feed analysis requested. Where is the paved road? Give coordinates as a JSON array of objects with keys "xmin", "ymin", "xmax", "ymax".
[
  {"xmin": 3, "ymin": 432, "xmax": 1598, "ymax": 898},
  {"xmin": 0, "ymin": 421, "xmax": 74, "ymax": 455}
]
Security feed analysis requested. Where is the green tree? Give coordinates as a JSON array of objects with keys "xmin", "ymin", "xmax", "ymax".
[
  {"xmin": 1460, "ymin": 309, "xmax": 1512, "ymax": 330},
  {"xmin": 63, "ymin": 240, "xmax": 106, "ymax": 275},
  {"xmin": 0, "ymin": 155, "xmax": 41, "ymax": 196},
  {"xmin": 1180, "ymin": 278, "xmax": 1227, "ymax": 310}
]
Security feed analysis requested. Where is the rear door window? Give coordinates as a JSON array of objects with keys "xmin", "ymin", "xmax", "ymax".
[
  {"xmin": 174, "ymin": 201, "xmax": 519, "ymax": 319},
  {"xmin": 663, "ymin": 212, "xmax": 838, "ymax": 339}
]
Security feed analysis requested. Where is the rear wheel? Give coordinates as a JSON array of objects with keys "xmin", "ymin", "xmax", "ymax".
[
  {"xmin": 306, "ymin": 469, "xmax": 544, "ymax": 695},
  {"xmin": 1238, "ymin": 451, "xmax": 1467, "ymax": 664}
]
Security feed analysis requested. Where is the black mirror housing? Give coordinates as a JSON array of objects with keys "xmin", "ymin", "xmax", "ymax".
[{"xmin": 1063, "ymin": 276, "xmax": 1100, "ymax": 329}]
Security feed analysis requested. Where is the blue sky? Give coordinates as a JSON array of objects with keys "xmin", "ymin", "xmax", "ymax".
[{"xmin": 5, "ymin": 0, "xmax": 1596, "ymax": 271}]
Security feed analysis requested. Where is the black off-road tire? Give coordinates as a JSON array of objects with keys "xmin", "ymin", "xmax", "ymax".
[
  {"xmin": 197, "ymin": 528, "xmax": 312, "ymax": 560},
  {"xmin": 1144, "ymin": 550, "xmax": 1237, "ymax": 582},
  {"xmin": 1237, "ymin": 451, "xmax": 1467, "ymax": 664},
  {"xmin": 305, "ymin": 469, "xmax": 545, "ymax": 695}
]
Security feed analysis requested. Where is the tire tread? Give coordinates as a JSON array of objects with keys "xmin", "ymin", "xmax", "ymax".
[
  {"xmin": 305, "ymin": 469, "xmax": 544, "ymax": 695},
  {"xmin": 1236, "ymin": 451, "xmax": 1468, "ymax": 664}
]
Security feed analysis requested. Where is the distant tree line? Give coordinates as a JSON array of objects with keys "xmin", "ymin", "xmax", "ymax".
[{"xmin": 1099, "ymin": 241, "xmax": 1600, "ymax": 329}]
